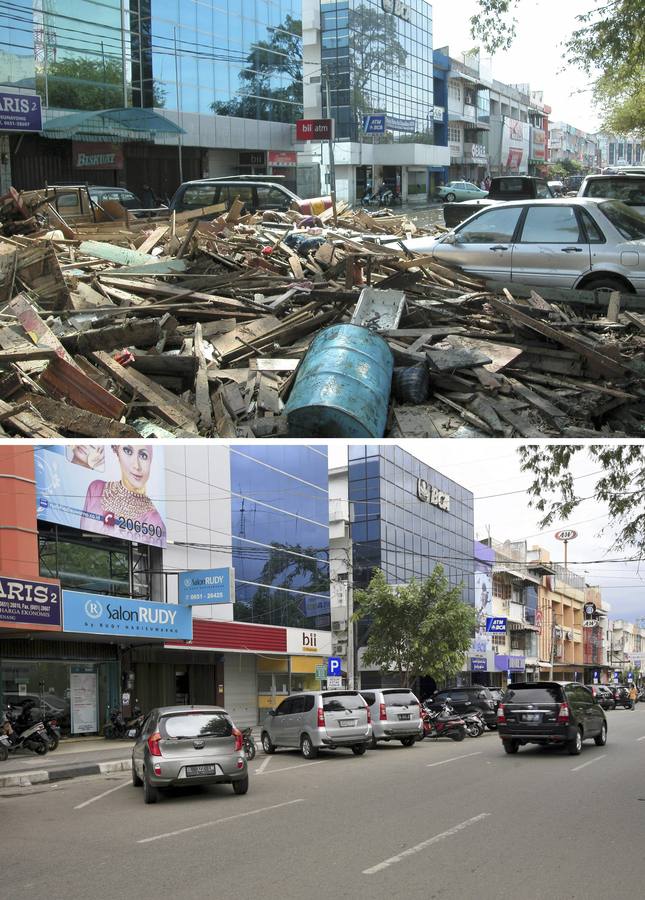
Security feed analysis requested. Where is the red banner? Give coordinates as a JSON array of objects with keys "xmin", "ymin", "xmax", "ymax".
[
  {"xmin": 72, "ymin": 141, "xmax": 124, "ymax": 170},
  {"xmin": 296, "ymin": 118, "xmax": 333, "ymax": 141},
  {"xmin": 268, "ymin": 150, "xmax": 297, "ymax": 165}
]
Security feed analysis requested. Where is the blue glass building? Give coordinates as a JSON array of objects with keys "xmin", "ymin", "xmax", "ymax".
[{"xmin": 229, "ymin": 445, "xmax": 330, "ymax": 630}]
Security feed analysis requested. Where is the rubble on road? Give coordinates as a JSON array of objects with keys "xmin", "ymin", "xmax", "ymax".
[{"xmin": 0, "ymin": 184, "xmax": 644, "ymax": 439}]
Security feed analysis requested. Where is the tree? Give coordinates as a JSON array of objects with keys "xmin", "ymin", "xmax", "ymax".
[
  {"xmin": 348, "ymin": 6, "xmax": 407, "ymax": 117},
  {"xmin": 353, "ymin": 567, "xmax": 477, "ymax": 688},
  {"xmin": 518, "ymin": 445, "xmax": 645, "ymax": 554},
  {"xmin": 470, "ymin": 1, "xmax": 645, "ymax": 136},
  {"xmin": 36, "ymin": 57, "xmax": 166, "ymax": 111}
]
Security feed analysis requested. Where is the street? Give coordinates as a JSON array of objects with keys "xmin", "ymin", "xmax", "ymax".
[{"xmin": 2, "ymin": 708, "xmax": 644, "ymax": 900}]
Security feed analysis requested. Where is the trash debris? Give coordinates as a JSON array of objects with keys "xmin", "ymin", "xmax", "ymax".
[{"xmin": 0, "ymin": 184, "xmax": 643, "ymax": 438}]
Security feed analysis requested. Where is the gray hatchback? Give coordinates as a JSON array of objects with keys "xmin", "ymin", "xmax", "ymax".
[
  {"xmin": 131, "ymin": 705, "xmax": 248, "ymax": 804},
  {"xmin": 261, "ymin": 690, "xmax": 372, "ymax": 759},
  {"xmin": 360, "ymin": 688, "xmax": 423, "ymax": 747}
]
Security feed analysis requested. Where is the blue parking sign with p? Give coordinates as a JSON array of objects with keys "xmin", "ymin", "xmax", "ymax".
[{"xmin": 328, "ymin": 657, "xmax": 342, "ymax": 676}]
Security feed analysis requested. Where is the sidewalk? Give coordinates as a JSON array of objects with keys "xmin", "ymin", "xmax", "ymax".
[{"xmin": 0, "ymin": 728, "xmax": 264, "ymax": 788}]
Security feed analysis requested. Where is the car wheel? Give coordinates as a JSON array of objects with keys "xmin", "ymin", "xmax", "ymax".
[
  {"xmin": 503, "ymin": 740, "xmax": 519, "ymax": 754},
  {"xmin": 445, "ymin": 192, "xmax": 456, "ymax": 202},
  {"xmin": 568, "ymin": 727, "xmax": 583, "ymax": 755},
  {"xmin": 301, "ymin": 734, "xmax": 318, "ymax": 760},
  {"xmin": 486, "ymin": 723, "xmax": 497, "ymax": 730},
  {"xmin": 232, "ymin": 775, "xmax": 249, "ymax": 795},
  {"xmin": 261, "ymin": 732, "xmax": 276, "ymax": 754},
  {"xmin": 583, "ymin": 275, "xmax": 634, "ymax": 294},
  {"xmin": 131, "ymin": 760, "xmax": 143, "ymax": 787},
  {"xmin": 352, "ymin": 744, "xmax": 367, "ymax": 756},
  {"xmin": 400, "ymin": 736, "xmax": 416, "ymax": 747},
  {"xmin": 143, "ymin": 770, "xmax": 159, "ymax": 804},
  {"xmin": 450, "ymin": 729, "xmax": 466, "ymax": 742},
  {"xmin": 594, "ymin": 722, "xmax": 608, "ymax": 746}
]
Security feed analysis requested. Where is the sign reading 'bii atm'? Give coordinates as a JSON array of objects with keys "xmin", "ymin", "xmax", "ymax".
[
  {"xmin": 296, "ymin": 118, "xmax": 333, "ymax": 141},
  {"xmin": 62, "ymin": 590, "xmax": 193, "ymax": 640},
  {"xmin": 179, "ymin": 568, "xmax": 234, "ymax": 606}
]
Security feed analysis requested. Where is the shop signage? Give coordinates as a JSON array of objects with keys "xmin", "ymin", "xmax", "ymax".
[
  {"xmin": 486, "ymin": 616, "xmax": 507, "ymax": 633},
  {"xmin": 0, "ymin": 92, "xmax": 42, "ymax": 132},
  {"xmin": 471, "ymin": 143, "xmax": 487, "ymax": 162},
  {"xmin": 507, "ymin": 148, "xmax": 523, "ymax": 169},
  {"xmin": 385, "ymin": 115, "xmax": 416, "ymax": 133},
  {"xmin": 296, "ymin": 118, "xmax": 333, "ymax": 141},
  {"xmin": 286, "ymin": 625, "xmax": 332, "ymax": 656},
  {"xmin": 583, "ymin": 601, "xmax": 599, "ymax": 628},
  {"xmin": 495, "ymin": 654, "xmax": 525, "ymax": 672},
  {"xmin": 267, "ymin": 150, "xmax": 297, "ymax": 166},
  {"xmin": 62, "ymin": 590, "xmax": 193, "ymax": 640},
  {"xmin": 555, "ymin": 529, "xmax": 578, "ymax": 541},
  {"xmin": 0, "ymin": 575, "xmax": 62, "ymax": 631},
  {"xmin": 381, "ymin": 0, "xmax": 411, "ymax": 22},
  {"xmin": 471, "ymin": 657, "xmax": 487, "ymax": 672},
  {"xmin": 433, "ymin": 106, "xmax": 445, "ymax": 122},
  {"xmin": 363, "ymin": 114, "xmax": 386, "ymax": 135},
  {"xmin": 178, "ymin": 568, "xmax": 234, "ymax": 606},
  {"xmin": 417, "ymin": 478, "xmax": 450, "ymax": 511},
  {"xmin": 34, "ymin": 445, "xmax": 167, "ymax": 549},
  {"xmin": 72, "ymin": 141, "xmax": 124, "ymax": 170}
]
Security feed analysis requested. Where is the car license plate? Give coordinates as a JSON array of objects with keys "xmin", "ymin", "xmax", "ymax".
[
  {"xmin": 339, "ymin": 719, "xmax": 356, "ymax": 727},
  {"xmin": 186, "ymin": 764, "xmax": 217, "ymax": 777},
  {"xmin": 398, "ymin": 713, "xmax": 411, "ymax": 720},
  {"xmin": 523, "ymin": 713, "xmax": 541, "ymax": 723}
]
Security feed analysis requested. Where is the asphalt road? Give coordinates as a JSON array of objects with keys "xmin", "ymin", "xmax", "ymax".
[{"xmin": 2, "ymin": 707, "xmax": 645, "ymax": 900}]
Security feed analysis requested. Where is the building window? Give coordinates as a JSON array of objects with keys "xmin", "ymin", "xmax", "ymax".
[
  {"xmin": 493, "ymin": 574, "xmax": 512, "ymax": 600},
  {"xmin": 448, "ymin": 125, "xmax": 461, "ymax": 142},
  {"xmin": 449, "ymin": 81, "xmax": 461, "ymax": 102}
]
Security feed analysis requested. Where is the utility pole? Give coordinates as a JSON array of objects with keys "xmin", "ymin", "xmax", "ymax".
[{"xmin": 324, "ymin": 74, "xmax": 338, "ymax": 225}]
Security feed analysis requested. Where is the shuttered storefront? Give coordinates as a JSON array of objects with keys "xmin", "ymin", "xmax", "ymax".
[{"xmin": 223, "ymin": 653, "xmax": 258, "ymax": 728}]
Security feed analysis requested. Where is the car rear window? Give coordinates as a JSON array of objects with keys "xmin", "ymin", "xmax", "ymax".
[
  {"xmin": 160, "ymin": 713, "xmax": 232, "ymax": 738},
  {"xmin": 598, "ymin": 200, "xmax": 645, "ymax": 240},
  {"xmin": 360, "ymin": 692, "xmax": 375, "ymax": 706},
  {"xmin": 585, "ymin": 177, "xmax": 645, "ymax": 205},
  {"xmin": 323, "ymin": 692, "xmax": 365, "ymax": 711},
  {"xmin": 383, "ymin": 691, "xmax": 418, "ymax": 706},
  {"xmin": 504, "ymin": 686, "xmax": 563, "ymax": 703}
]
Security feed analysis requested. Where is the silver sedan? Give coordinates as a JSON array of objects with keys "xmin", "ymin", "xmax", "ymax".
[{"xmin": 398, "ymin": 198, "xmax": 645, "ymax": 294}]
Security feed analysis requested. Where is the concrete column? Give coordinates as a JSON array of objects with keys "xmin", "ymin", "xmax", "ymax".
[
  {"xmin": 0, "ymin": 446, "xmax": 40, "ymax": 578},
  {"xmin": 0, "ymin": 135, "xmax": 12, "ymax": 194}
]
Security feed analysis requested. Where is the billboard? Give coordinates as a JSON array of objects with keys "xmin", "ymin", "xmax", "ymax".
[
  {"xmin": 0, "ymin": 92, "xmax": 42, "ymax": 132},
  {"xmin": 72, "ymin": 141, "xmax": 124, "ymax": 170},
  {"xmin": 62, "ymin": 590, "xmax": 192, "ymax": 640},
  {"xmin": 179, "ymin": 568, "xmax": 234, "ymax": 606},
  {"xmin": 35, "ymin": 445, "xmax": 166, "ymax": 548}
]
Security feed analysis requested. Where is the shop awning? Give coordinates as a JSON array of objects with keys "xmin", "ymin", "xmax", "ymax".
[{"xmin": 42, "ymin": 108, "xmax": 185, "ymax": 143}]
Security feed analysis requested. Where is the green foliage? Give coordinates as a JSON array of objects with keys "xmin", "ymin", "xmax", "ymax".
[
  {"xmin": 36, "ymin": 56, "xmax": 166, "ymax": 110},
  {"xmin": 470, "ymin": 1, "xmax": 645, "ymax": 135},
  {"xmin": 548, "ymin": 158, "xmax": 586, "ymax": 179},
  {"xmin": 518, "ymin": 445, "xmax": 645, "ymax": 554},
  {"xmin": 348, "ymin": 5, "xmax": 407, "ymax": 113},
  {"xmin": 353, "ymin": 567, "xmax": 477, "ymax": 687}
]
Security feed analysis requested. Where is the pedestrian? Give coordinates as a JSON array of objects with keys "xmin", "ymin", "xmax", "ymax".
[
  {"xmin": 484, "ymin": 175, "xmax": 491, "ymax": 191},
  {"xmin": 629, "ymin": 683, "xmax": 638, "ymax": 708},
  {"xmin": 480, "ymin": 178, "xmax": 486, "ymax": 190},
  {"xmin": 141, "ymin": 184, "xmax": 158, "ymax": 208}
]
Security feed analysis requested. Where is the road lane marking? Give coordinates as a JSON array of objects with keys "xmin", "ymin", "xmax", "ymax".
[
  {"xmin": 571, "ymin": 754, "xmax": 607, "ymax": 773},
  {"xmin": 138, "ymin": 798, "xmax": 305, "ymax": 844},
  {"xmin": 426, "ymin": 752, "xmax": 482, "ymax": 768},
  {"xmin": 74, "ymin": 779, "xmax": 130, "ymax": 809},
  {"xmin": 255, "ymin": 755, "xmax": 272, "ymax": 775},
  {"xmin": 261, "ymin": 760, "xmax": 324, "ymax": 776},
  {"xmin": 363, "ymin": 813, "xmax": 491, "ymax": 875}
]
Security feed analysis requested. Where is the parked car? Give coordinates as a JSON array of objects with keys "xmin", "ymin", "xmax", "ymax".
[
  {"xmin": 359, "ymin": 688, "xmax": 423, "ymax": 747},
  {"xmin": 131, "ymin": 705, "xmax": 248, "ymax": 804},
  {"xmin": 578, "ymin": 174, "xmax": 645, "ymax": 217},
  {"xmin": 548, "ymin": 180, "xmax": 564, "ymax": 196},
  {"xmin": 487, "ymin": 687, "xmax": 505, "ymax": 707},
  {"xmin": 585, "ymin": 685, "xmax": 616, "ymax": 710},
  {"xmin": 443, "ymin": 176, "xmax": 552, "ymax": 227},
  {"xmin": 392, "ymin": 198, "xmax": 645, "ymax": 295},
  {"xmin": 169, "ymin": 175, "xmax": 332, "ymax": 217},
  {"xmin": 426, "ymin": 686, "xmax": 498, "ymax": 729},
  {"xmin": 437, "ymin": 181, "xmax": 488, "ymax": 203},
  {"xmin": 261, "ymin": 690, "xmax": 371, "ymax": 759},
  {"xmin": 497, "ymin": 681, "xmax": 607, "ymax": 755}
]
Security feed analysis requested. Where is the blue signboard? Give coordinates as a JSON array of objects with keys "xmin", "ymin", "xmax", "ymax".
[
  {"xmin": 363, "ymin": 114, "xmax": 386, "ymax": 134},
  {"xmin": 327, "ymin": 657, "xmax": 342, "ymax": 676},
  {"xmin": 62, "ymin": 590, "xmax": 193, "ymax": 640},
  {"xmin": 486, "ymin": 616, "xmax": 507, "ymax": 634},
  {"xmin": 385, "ymin": 115, "xmax": 417, "ymax": 133},
  {"xmin": 0, "ymin": 92, "xmax": 42, "ymax": 132},
  {"xmin": 178, "ymin": 568, "xmax": 234, "ymax": 606},
  {"xmin": 470, "ymin": 657, "xmax": 487, "ymax": 672}
]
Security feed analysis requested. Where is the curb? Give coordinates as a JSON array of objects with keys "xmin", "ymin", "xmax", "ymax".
[{"xmin": 0, "ymin": 758, "xmax": 130, "ymax": 788}]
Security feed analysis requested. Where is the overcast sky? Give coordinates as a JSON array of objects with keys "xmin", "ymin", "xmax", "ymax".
[
  {"xmin": 327, "ymin": 441, "xmax": 645, "ymax": 622},
  {"xmin": 431, "ymin": 0, "xmax": 601, "ymax": 133}
]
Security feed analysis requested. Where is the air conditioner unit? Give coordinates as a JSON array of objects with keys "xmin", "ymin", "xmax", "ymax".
[
  {"xmin": 566, "ymin": 630, "xmax": 573, "ymax": 641},
  {"xmin": 332, "ymin": 621, "xmax": 347, "ymax": 632},
  {"xmin": 334, "ymin": 640, "xmax": 347, "ymax": 654},
  {"xmin": 554, "ymin": 626, "xmax": 563, "ymax": 638}
]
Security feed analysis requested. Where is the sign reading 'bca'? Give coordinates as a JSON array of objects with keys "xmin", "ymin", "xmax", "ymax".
[
  {"xmin": 296, "ymin": 118, "xmax": 333, "ymax": 141},
  {"xmin": 486, "ymin": 616, "xmax": 507, "ymax": 634}
]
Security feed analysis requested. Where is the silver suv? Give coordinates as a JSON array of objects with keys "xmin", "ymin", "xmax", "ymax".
[
  {"xmin": 360, "ymin": 688, "xmax": 423, "ymax": 747},
  {"xmin": 261, "ymin": 691, "xmax": 372, "ymax": 759}
]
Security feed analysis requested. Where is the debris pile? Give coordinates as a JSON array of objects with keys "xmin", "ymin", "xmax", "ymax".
[{"xmin": 0, "ymin": 185, "xmax": 643, "ymax": 439}]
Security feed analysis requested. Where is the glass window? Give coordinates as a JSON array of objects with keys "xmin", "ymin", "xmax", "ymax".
[
  {"xmin": 504, "ymin": 686, "xmax": 563, "ymax": 703},
  {"xmin": 598, "ymin": 201, "xmax": 645, "ymax": 240},
  {"xmin": 383, "ymin": 690, "xmax": 418, "ymax": 706},
  {"xmin": 289, "ymin": 695, "xmax": 306, "ymax": 714},
  {"xmin": 519, "ymin": 206, "xmax": 583, "ymax": 243},
  {"xmin": 161, "ymin": 713, "xmax": 232, "ymax": 738},
  {"xmin": 255, "ymin": 185, "xmax": 291, "ymax": 210},
  {"xmin": 456, "ymin": 206, "xmax": 523, "ymax": 243},
  {"xmin": 323, "ymin": 692, "xmax": 364, "ymax": 711}
]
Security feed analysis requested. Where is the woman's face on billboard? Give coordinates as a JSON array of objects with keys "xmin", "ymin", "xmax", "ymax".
[{"xmin": 113, "ymin": 445, "xmax": 153, "ymax": 493}]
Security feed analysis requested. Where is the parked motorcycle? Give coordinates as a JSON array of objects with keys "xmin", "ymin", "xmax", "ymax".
[
  {"xmin": 2, "ymin": 708, "xmax": 49, "ymax": 755},
  {"xmin": 613, "ymin": 687, "xmax": 635, "ymax": 710},
  {"xmin": 43, "ymin": 718, "xmax": 61, "ymax": 751},
  {"xmin": 241, "ymin": 727, "xmax": 256, "ymax": 761},
  {"xmin": 463, "ymin": 710, "xmax": 486, "ymax": 737},
  {"xmin": 105, "ymin": 704, "xmax": 145, "ymax": 740},
  {"xmin": 421, "ymin": 703, "xmax": 467, "ymax": 742},
  {"xmin": 11, "ymin": 702, "xmax": 60, "ymax": 752}
]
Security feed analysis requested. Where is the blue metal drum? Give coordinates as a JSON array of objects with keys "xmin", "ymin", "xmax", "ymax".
[{"xmin": 285, "ymin": 324, "xmax": 393, "ymax": 437}]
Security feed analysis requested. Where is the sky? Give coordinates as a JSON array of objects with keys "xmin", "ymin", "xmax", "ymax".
[
  {"xmin": 327, "ymin": 441, "xmax": 645, "ymax": 623},
  {"xmin": 431, "ymin": 0, "xmax": 601, "ymax": 132}
]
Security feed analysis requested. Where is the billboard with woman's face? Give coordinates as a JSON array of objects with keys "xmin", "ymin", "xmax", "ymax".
[{"xmin": 35, "ymin": 445, "xmax": 167, "ymax": 548}]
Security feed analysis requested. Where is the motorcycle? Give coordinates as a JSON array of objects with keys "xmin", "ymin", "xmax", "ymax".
[
  {"xmin": 421, "ymin": 703, "xmax": 467, "ymax": 742},
  {"xmin": 241, "ymin": 727, "xmax": 256, "ymax": 761},
  {"xmin": 2, "ymin": 709, "xmax": 49, "ymax": 755},
  {"xmin": 12, "ymin": 702, "xmax": 60, "ymax": 751},
  {"xmin": 613, "ymin": 688, "xmax": 635, "ymax": 710},
  {"xmin": 43, "ymin": 717, "xmax": 60, "ymax": 751},
  {"xmin": 105, "ymin": 704, "xmax": 145, "ymax": 740},
  {"xmin": 463, "ymin": 710, "xmax": 486, "ymax": 738}
]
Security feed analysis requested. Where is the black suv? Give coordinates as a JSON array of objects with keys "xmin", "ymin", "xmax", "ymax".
[
  {"xmin": 497, "ymin": 681, "xmax": 607, "ymax": 755},
  {"xmin": 585, "ymin": 684, "xmax": 615, "ymax": 710},
  {"xmin": 427, "ymin": 687, "xmax": 498, "ymax": 728}
]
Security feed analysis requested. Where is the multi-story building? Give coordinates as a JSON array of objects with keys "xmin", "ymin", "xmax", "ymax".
[
  {"xmin": 597, "ymin": 132, "xmax": 644, "ymax": 169},
  {"xmin": 0, "ymin": 0, "xmax": 315, "ymax": 197},
  {"xmin": 301, "ymin": 0, "xmax": 449, "ymax": 203},
  {"xmin": 329, "ymin": 444, "xmax": 474, "ymax": 690},
  {"xmin": 549, "ymin": 121, "xmax": 600, "ymax": 170},
  {"xmin": 0, "ymin": 444, "xmax": 330, "ymax": 732},
  {"xmin": 609, "ymin": 620, "xmax": 645, "ymax": 682}
]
